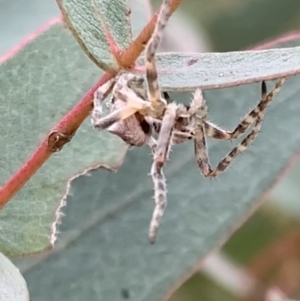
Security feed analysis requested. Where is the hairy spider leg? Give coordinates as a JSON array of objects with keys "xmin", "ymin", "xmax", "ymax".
[
  {"xmin": 148, "ymin": 163, "xmax": 167, "ymax": 244},
  {"xmin": 145, "ymin": 0, "xmax": 171, "ymax": 117},
  {"xmin": 148, "ymin": 102, "xmax": 177, "ymax": 244},
  {"xmin": 92, "ymin": 84, "xmax": 152, "ymax": 131},
  {"xmin": 91, "ymin": 79, "xmax": 116, "ymax": 127},
  {"xmin": 154, "ymin": 90, "xmax": 207, "ymax": 145},
  {"xmin": 194, "ymin": 79, "xmax": 285, "ymax": 177},
  {"xmin": 185, "ymin": 89, "xmax": 212, "ymax": 176},
  {"xmin": 154, "ymin": 102, "xmax": 177, "ymax": 164},
  {"xmin": 171, "ymin": 89, "xmax": 207, "ymax": 145},
  {"xmin": 204, "ymin": 79, "xmax": 286, "ymax": 141}
]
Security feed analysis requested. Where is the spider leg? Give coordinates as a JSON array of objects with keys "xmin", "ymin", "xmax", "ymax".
[
  {"xmin": 148, "ymin": 102, "xmax": 177, "ymax": 244},
  {"xmin": 147, "ymin": 136, "xmax": 158, "ymax": 154},
  {"xmin": 172, "ymin": 89, "xmax": 206, "ymax": 144},
  {"xmin": 162, "ymin": 87, "xmax": 213, "ymax": 176},
  {"xmin": 204, "ymin": 79, "xmax": 286, "ymax": 140},
  {"xmin": 172, "ymin": 131, "xmax": 194, "ymax": 144},
  {"xmin": 92, "ymin": 86, "xmax": 151, "ymax": 131},
  {"xmin": 151, "ymin": 90, "xmax": 206, "ymax": 145},
  {"xmin": 189, "ymin": 88, "xmax": 205, "ymax": 115},
  {"xmin": 198, "ymin": 79, "xmax": 285, "ymax": 177},
  {"xmin": 145, "ymin": 0, "xmax": 171, "ymax": 117},
  {"xmin": 154, "ymin": 102, "xmax": 177, "ymax": 164},
  {"xmin": 91, "ymin": 79, "xmax": 116, "ymax": 125},
  {"xmin": 192, "ymin": 90, "xmax": 213, "ymax": 176},
  {"xmin": 148, "ymin": 162, "xmax": 167, "ymax": 244},
  {"xmin": 194, "ymin": 122, "xmax": 212, "ymax": 176},
  {"xmin": 92, "ymin": 106, "xmax": 140, "ymax": 131},
  {"xmin": 147, "ymin": 117, "xmax": 195, "ymax": 144}
]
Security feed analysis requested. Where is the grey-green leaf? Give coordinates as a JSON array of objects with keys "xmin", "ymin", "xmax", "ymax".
[
  {"xmin": 0, "ymin": 23, "xmax": 127, "ymax": 257},
  {"xmin": 57, "ymin": 0, "xmax": 132, "ymax": 70},
  {"xmin": 0, "ymin": 0, "xmax": 152, "ymax": 258},
  {"xmin": 129, "ymin": 0, "xmax": 151, "ymax": 39},
  {"xmin": 0, "ymin": 253, "xmax": 29, "ymax": 301},
  {"xmin": 19, "ymin": 39, "xmax": 300, "ymax": 301},
  {"xmin": 136, "ymin": 45, "xmax": 300, "ymax": 91}
]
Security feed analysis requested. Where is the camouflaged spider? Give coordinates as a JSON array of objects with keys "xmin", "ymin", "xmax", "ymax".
[{"xmin": 91, "ymin": 0, "xmax": 286, "ymax": 244}]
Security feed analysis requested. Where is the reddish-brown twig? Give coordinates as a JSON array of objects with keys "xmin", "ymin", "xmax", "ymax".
[
  {"xmin": 0, "ymin": 72, "xmax": 114, "ymax": 208},
  {"xmin": 0, "ymin": 0, "xmax": 183, "ymax": 209}
]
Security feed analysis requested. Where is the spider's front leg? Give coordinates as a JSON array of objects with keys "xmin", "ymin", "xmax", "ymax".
[
  {"xmin": 92, "ymin": 83, "xmax": 151, "ymax": 132},
  {"xmin": 195, "ymin": 79, "xmax": 285, "ymax": 178},
  {"xmin": 148, "ymin": 103, "xmax": 177, "ymax": 244},
  {"xmin": 91, "ymin": 79, "xmax": 116, "ymax": 127},
  {"xmin": 145, "ymin": 0, "xmax": 171, "ymax": 118},
  {"xmin": 149, "ymin": 161, "xmax": 167, "ymax": 244}
]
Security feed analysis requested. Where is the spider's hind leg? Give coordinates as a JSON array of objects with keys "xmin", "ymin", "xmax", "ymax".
[
  {"xmin": 197, "ymin": 79, "xmax": 285, "ymax": 178},
  {"xmin": 204, "ymin": 79, "xmax": 286, "ymax": 141}
]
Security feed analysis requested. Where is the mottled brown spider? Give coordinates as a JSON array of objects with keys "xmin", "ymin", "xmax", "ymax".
[{"xmin": 91, "ymin": 0, "xmax": 286, "ymax": 244}]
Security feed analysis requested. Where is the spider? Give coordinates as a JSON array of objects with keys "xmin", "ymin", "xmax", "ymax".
[{"xmin": 91, "ymin": 0, "xmax": 286, "ymax": 244}]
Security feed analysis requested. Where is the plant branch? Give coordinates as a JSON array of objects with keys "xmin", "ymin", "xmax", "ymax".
[
  {"xmin": 120, "ymin": 0, "xmax": 183, "ymax": 67},
  {"xmin": 0, "ymin": 0, "xmax": 183, "ymax": 209},
  {"xmin": 0, "ymin": 71, "xmax": 114, "ymax": 209}
]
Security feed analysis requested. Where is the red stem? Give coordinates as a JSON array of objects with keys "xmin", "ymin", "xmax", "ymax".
[
  {"xmin": 0, "ymin": 0, "xmax": 183, "ymax": 209},
  {"xmin": 0, "ymin": 72, "xmax": 114, "ymax": 208}
]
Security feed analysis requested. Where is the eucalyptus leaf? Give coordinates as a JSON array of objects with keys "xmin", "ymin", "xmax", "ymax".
[
  {"xmin": 0, "ymin": 24, "xmax": 127, "ymax": 257},
  {"xmin": 129, "ymin": 0, "xmax": 151, "ymax": 39},
  {"xmin": 0, "ymin": 0, "xmax": 59, "ymax": 56},
  {"xmin": 0, "ymin": 253, "xmax": 29, "ymax": 301},
  {"xmin": 20, "ymin": 39, "xmax": 300, "ymax": 301},
  {"xmin": 56, "ymin": 0, "xmax": 132, "ymax": 70},
  {"xmin": 136, "ymin": 45, "xmax": 300, "ymax": 91},
  {"xmin": 0, "ymin": 0, "xmax": 152, "ymax": 258}
]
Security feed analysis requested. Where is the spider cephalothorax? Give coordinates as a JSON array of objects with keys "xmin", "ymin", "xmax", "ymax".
[{"xmin": 91, "ymin": 0, "xmax": 286, "ymax": 244}]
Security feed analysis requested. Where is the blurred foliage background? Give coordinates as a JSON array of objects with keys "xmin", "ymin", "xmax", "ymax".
[{"xmin": 1, "ymin": 0, "xmax": 300, "ymax": 300}]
